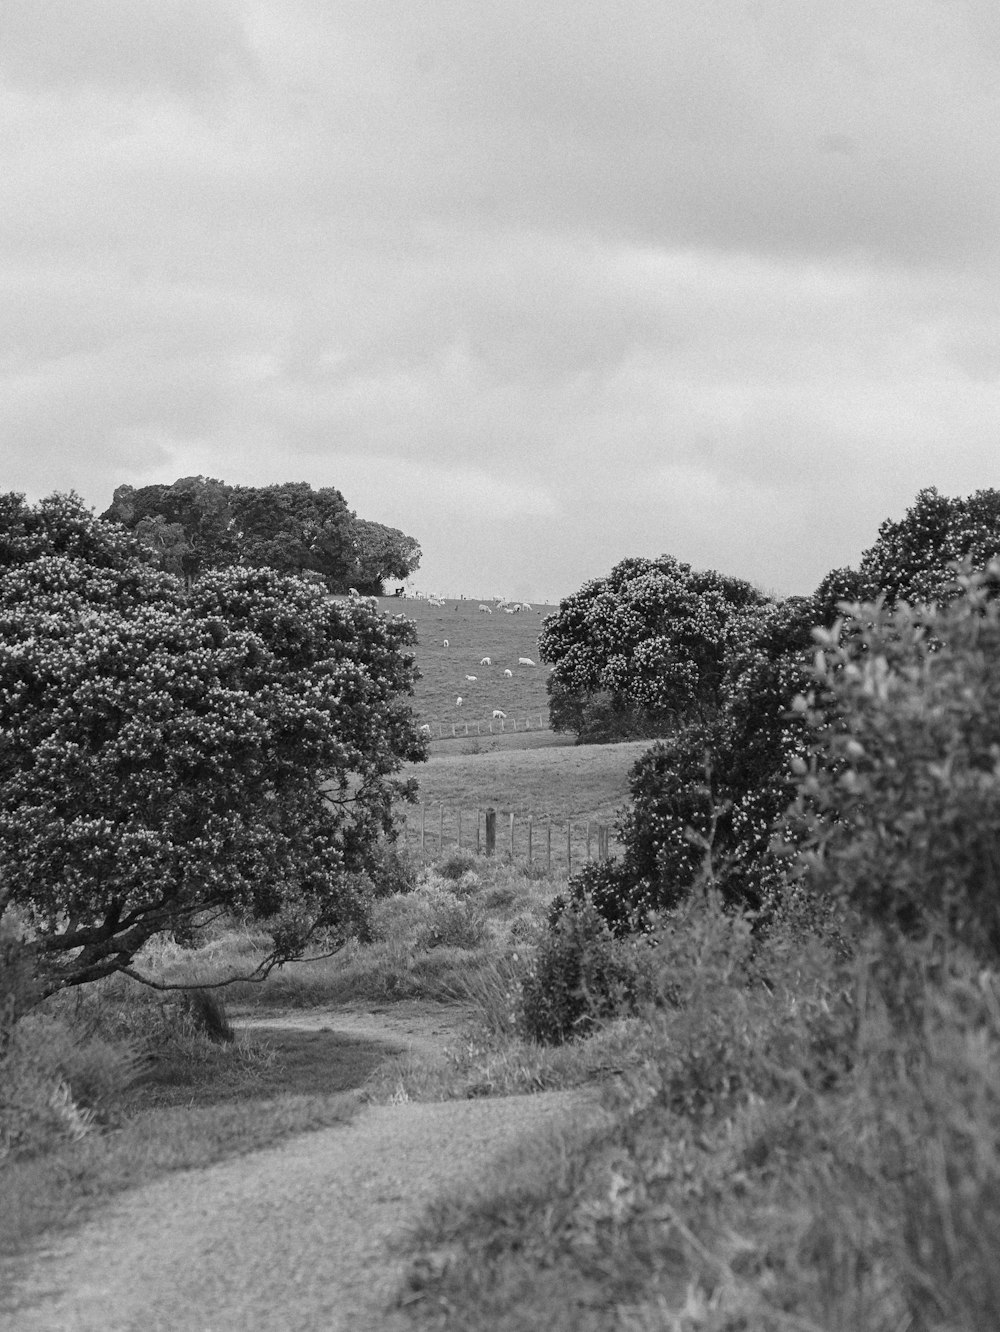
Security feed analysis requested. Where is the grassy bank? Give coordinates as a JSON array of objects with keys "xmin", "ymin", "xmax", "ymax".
[{"xmin": 395, "ymin": 898, "xmax": 1000, "ymax": 1332}]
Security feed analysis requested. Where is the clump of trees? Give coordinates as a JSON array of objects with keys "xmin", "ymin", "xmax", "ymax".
[
  {"xmin": 102, "ymin": 476, "xmax": 421, "ymax": 595},
  {"xmin": 545, "ymin": 486, "xmax": 1000, "ymax": 941},
  {"xmin": 0, "ymin": 493, "xmax": 425, "ymax": 1009}
]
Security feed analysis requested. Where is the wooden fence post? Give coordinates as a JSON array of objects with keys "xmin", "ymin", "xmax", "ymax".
[
  {"xmin": 476, "ymin": 809, "xmax": 481, "ymax": 855},
  {"xmin": 485, "ymin": 807, "xmax": 496, "ymax": 857}
]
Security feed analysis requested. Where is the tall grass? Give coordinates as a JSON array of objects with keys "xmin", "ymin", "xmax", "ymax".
[{"xmin": 399, "ymin": 897, "xmax": 1000, "ymax": 1332}]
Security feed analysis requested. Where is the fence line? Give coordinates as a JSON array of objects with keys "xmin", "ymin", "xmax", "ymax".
[
  {"xmin": 401, "ymin": 801, "xmax": 618, "ymax": 871},
  {"xmin": 423, "ymin": 713, "xmax": 550, "ymax": 741}
]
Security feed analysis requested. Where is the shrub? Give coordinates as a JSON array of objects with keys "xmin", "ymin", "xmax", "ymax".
[
  {"xmin": 436, "ymin": 849, "xmax": 478, "ymax": 882},
  {"xmin": 519, "ymin": 895, "xmax": 651, "ymax": 1044},
  {"xmin": 786, "ymin": 562, "xmax": 1000, "ymax": 960},
  {"xmin": 0, "ymin": 1010, "xmax": 144, "ymax": 1159},
  {"xmin": 415, "ymin": 893, "xmax": 488, "ymax": 951},
  {"xmin": 0, "ymin": 919, "xmax": 40, "ymax": 1051},
  {"xmin": 366, "ymin": 839, "xmax": 420, "ymax": 898}
]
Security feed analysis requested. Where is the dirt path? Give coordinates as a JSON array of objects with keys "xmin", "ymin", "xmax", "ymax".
[{"xmin": 1, "ymin": 1007, "xmax": 605, "ymax": 1332}]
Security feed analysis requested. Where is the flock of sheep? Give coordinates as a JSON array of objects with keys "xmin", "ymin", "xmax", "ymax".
[{"xmin": 451, "ymin": 650, "xmax": 537, "ymax": 711}]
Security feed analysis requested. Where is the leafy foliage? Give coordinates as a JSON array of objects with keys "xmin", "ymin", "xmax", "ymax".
[
  {"xmin": 102, "ymin": 476, "xmax": 421, "ymax": 593},
  {"xmin": 853, "ymin": 485, "xmax": 1000, "ymax": 606},
  {"xmin": 519, "ymin": 894, "xmax": 650, "ymax": 1044},
  {"xmin": 351, "ymin": 518, "xmax": 422, "ymax": 594},
  {"xmin": 784, "ymin": 562, "xmax": 1000, "ymax": 960},
  {"xmin": 0, "ymin": 493, "xmax": 425, "ymax": 1000},
  {"xmin": 538, "ymin": 554, "xmax": 772, "ymax": 741},
  {"xmin": 557, "ymin": 598, "xmax": 817, "ymax": 930}
]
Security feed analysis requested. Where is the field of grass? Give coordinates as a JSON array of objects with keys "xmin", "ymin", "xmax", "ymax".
[
  {"xmin": 362, "ymin": 595, "xmax": 559, "ymax": 731},
  {"xmin": 404, "ymin": 739, "xmax": 649, "ymax": 824},
  {"xmin": 396, "ymin": 737, "xmax": 650, "ymax": 868}
]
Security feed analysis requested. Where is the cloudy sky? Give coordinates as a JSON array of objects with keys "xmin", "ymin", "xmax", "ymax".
[{"xmin": 2, "ymin": 1, "xmax": 999, "ymax": 602}]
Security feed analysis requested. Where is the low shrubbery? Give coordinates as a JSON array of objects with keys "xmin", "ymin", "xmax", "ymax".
[{"xmin": 518, "ymin": 895, "xmax": 652, "ymax": 1044}]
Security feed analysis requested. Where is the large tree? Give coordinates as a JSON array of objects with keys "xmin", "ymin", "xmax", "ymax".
[
  {"xmin": 0, "ymin": 493, "xmax": 425, "ymax": 1003},
  {"xmin": 228, "ymin": 481, "xmax": 355, "ymax": 586},
  {"xmin": 103, "ymin": 476, "xmax": 236, "ymax": 580},
  {"xmin": 350, "ymin": 519, "xmax": 422, "ymax": 595},
  {"xmin": 102, "ymin": 477, "xmax": 421, "ymax": 594},
  {"xmin": 538, "ymin": 554, "xmax": 771, "ymax": 741}
]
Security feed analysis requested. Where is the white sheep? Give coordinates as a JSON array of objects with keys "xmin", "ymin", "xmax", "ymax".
[
  {"xmin": 478, "ymin": 604, "xmax": 492, "ymax": 613},
  {"xmin": 419, "ymin": 724, "xmax": 431, "ymax": 735},
  {"xmin": 456, "ymin": 696, "xmax": 463, "ymax": 706},
  {"xmin": 443, "ymin": 639, "xmax": 449, "ymax": 647},
  {"xmin": 348, "ymin": 587, "xmax": 359, "ymax": 596},
  {"xmin": 504, "ymin": 668, "xmax": 513, "ymax": 677},
  {"xmin": 480, "ymin": 657, "xmax": 491, "ymax": 666},
  {"xmin": 492, "ymin": 709, "xmax": 506, "ymax": 720},
  {"xmin": 466, "ymin": 675, "xmax": 477, "ymax": 682},
  {"xmin": 518, "ymin": 657, "xmax": 536, "ymax": 667}
]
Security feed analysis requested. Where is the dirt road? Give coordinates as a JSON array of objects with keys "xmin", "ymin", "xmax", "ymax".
[{"xmin": 1, "ymin": 1009, "xmax": 603, "ymax": 1331}]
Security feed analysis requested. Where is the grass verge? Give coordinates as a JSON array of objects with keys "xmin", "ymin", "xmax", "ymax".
[{"xmin": 394, "ymin": 897, "xmax": 1000, "ymax": 1332}]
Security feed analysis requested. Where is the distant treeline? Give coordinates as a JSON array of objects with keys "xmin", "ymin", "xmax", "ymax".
[{"xmin": 102, "ymin": 475, "xmax": 421, "ymax": 594}]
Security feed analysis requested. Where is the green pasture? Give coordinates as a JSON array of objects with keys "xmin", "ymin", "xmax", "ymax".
[
  {"xmin": 364, "ymin": 595, "xmax": 559, "ymax": 729},
  {"xmin": 402, "ymin": 739, "xmax": 648, "ymax": 825}
]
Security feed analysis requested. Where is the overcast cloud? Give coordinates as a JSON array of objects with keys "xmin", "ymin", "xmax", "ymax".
[{"xmin": 2, "ymin": 0, "xmax": 999, "ymax": 602}]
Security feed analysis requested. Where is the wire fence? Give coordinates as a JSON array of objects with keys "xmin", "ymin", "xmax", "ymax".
[
  {"xmin": 421, "ymin": 713, "xmax": 551, "ymax": 741},
  {"xmin": 399, "ymin": 802, "xmax": 620, "ymax": 872}
]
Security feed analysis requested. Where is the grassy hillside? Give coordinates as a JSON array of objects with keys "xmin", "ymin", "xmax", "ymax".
[
  {"xmin": 395, "ymin": 738, "xmax": 650, "ymax": 868},
  {"xmin": 404, "ymin": 739, "xmax": 649, "ymax": 825},
  {"xmin": 362, "ymin": 595, "xmax": 559, "ymax": 731}
]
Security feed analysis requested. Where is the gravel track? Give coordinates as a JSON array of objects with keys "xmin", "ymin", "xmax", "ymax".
[{"xmin": 1, "ymin": 1010, "xmax": 604, "ymax": 1331}]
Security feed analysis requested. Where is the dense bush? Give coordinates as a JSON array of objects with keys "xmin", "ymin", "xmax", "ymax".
[
  {"xmin": 786, "ymin": 562, "xmax": 1000, "ymax": 960},
  {"xmin": 519, "ymin": 894, "xmax": 651, "ymax": 1044},
  {"xmin": 558, "ymin": 598, "xmax": 818, "ymax": 933}
]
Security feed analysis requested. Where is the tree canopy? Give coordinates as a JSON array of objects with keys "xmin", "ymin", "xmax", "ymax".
[
  {"xmin": 0, "ymin": 493, "xmax": 425, "ymax": 1002},
  {"xmin": 823, "ymin": 485, "xmax": 1000, "ymax": 608},
  {"xmin": 102, "ymin": 477, "xmax": 422, "ymax": 593},
  {"xmin": 538, "ymin": 554, "xmax": 772, "ymax": 740}
]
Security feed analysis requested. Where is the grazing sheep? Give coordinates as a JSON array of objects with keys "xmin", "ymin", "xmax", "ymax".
[
  {"xmin": 478, "ymin": 604, "xmax": 492, "ymax": 613},
  {"xmin": 348, "ymin": 587, "xmax": 359, "ymax": 596},
  {"xmin": 443, "ymin": 639, "xmax": 449, "ymax": 647},
  {"xmin": 504, "ymin": 668, "xmax": 513, "ymax": 677},
  {"xmin": 520, "ymin": 601, "xmax": 533, "ymax": 611},
  {"xmin": 518, "ymin": 657, "xmax": 536, "ymax": 667},
  {"xmin": 492, "ymin": 709, "xmax": 506, "ymax": 720},
  {"xmin": 480, "ymin": 657, "xmax": 491, "ymax": 666},
  {"xmin": 466, "ymin": 675, "xmax": 477, "ymax": 682},
  {"xmin": 503, "ymin": 607, "xmax": 515, "ymax": 614},
  {"xmin": 456, "ymin": 696, "xmax": 463, "ymax": 706}
]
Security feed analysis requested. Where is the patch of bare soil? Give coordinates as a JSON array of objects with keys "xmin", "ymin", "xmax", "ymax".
[{"xmin": 0, "ymin": 1004, "xmax": 604, "ymax": 1332}]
